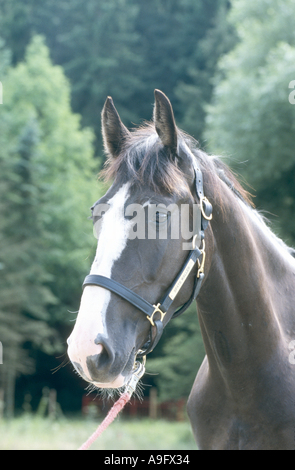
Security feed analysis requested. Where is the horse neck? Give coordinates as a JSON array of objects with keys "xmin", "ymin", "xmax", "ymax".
[{"xmin": 196, "ymin": 181, "xmax": 295, "ymax": 385}]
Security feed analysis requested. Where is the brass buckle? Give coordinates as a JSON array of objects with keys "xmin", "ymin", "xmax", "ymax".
[
  {"xmin": 147, "ymin": 303, "xmax": 166, "ymax": 327},
  {"xmin": 200, "ymin": 197, "xmax": 213, "ymax": 221},
  {"xmin": 197, "ymin": 240, "xmax": 206, "ymax": 278}
]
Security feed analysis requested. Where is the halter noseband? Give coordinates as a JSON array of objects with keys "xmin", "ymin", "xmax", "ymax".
[{"xmin": 82, "ymin": 165, "xmax": 212, "ymax": 357}]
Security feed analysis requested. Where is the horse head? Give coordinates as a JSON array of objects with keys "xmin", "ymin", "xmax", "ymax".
[{"xmin": 67, "ymin": 90, "xmax": 209, "ymax": 390}]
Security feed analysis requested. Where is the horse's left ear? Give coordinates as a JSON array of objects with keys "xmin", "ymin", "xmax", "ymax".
[
  {"xmin": 154, "ymin": 90, "xmax": 178, "ymax": 154},
  {"xmin": 101, "ymin": 97, "xmax": 130, "ymax": 157}
]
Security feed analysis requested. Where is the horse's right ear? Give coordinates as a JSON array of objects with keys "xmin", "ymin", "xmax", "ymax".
[{"xmin": 101, "ymin": 97, "xmax": 130, "ymax": 157}]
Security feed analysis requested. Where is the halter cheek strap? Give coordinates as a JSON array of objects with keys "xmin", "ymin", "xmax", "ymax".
[{"xmin": 82, "ymin": 167, "xmax": 212, "ymax": 356}]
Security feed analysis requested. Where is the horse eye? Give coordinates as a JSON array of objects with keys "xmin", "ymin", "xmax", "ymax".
[{"xmin": 155, "ymin": 211, "xmax": 168, "ymax": 225}]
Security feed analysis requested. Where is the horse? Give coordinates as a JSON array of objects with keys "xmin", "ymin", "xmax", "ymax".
[{"xmin": 67, "ymin": 90, "xmax": 295, "ymax": 450}]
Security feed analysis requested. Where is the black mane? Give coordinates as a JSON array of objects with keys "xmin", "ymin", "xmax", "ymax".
[{"xmin": 101, "ymin": 122, "xmax": 253, "ymax": 207}]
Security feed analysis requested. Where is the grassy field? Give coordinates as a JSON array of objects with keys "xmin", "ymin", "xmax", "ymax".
[{"xmin": 0, "ymin": 415, "xmax": 198, "ymax": 450}]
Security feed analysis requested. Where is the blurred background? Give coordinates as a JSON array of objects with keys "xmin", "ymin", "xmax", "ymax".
[{"xmin": 0, "ymin": 0, "xmax": 294, "ymax": 449}]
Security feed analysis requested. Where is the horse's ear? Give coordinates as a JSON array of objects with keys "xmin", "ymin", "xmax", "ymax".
[
  {"xmin": 101, "ymin": 97, "xmax": 130, "ymax": 157},
  {"xmin": 154, "ymin": 89, "xmax": 178, "ymax": 153}
]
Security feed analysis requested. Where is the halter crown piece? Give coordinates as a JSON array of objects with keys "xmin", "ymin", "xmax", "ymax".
[{"xmin": 82, "ymin": 165, "xmax": 212, "ymax": 358}]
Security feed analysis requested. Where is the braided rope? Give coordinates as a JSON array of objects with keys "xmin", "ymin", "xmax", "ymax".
[{"xmin": 79, "ymin": 391, "xmax": 131, "ymax": 451}]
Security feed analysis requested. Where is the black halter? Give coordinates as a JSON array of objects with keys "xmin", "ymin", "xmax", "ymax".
[{"xmin": 83, "ymin": 166, "xmax": 212, "ymax": 356}]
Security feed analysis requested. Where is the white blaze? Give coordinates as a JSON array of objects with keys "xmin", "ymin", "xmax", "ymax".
[{"xmin": 67, "ymin": 183, "xmax": 132, "ymax": 386}]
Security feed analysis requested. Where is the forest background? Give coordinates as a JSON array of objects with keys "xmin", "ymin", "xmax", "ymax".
[{"xmin": 0, "ymin": 0, "xmax": 294, "ymax": 418}]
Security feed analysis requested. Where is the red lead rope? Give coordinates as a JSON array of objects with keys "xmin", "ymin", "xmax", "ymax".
[
  {"xmin": 78, "ymin": 358, "xmax": 146, "ymax": 451},
  {"xmin": 79, "ymin": 391, "xmax": 131, "ymax": 451}
]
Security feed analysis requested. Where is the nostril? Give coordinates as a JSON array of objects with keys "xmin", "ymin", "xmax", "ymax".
[
  {"xmin": 94, "ymin": 342, "xmax": 103, "ymax": 355},
  {"xmin": 94, "ymin": 334, "xmax": 112, "ymax": 358},
  {"xmin": 85, "ymin": 335, "xmax": 115, "ymax": 382},
  {"xmin": 86, "ymin": 349, "xmax": 111, "ymax": 381},
  {"xmin": 94, "ymin": 334, "xmax": 114, "ymax": 362}
]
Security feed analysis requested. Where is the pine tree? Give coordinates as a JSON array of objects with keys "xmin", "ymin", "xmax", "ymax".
[
  {"xmin": 0, "ymin": 36, "xmax": 99, "ymax": 416},
  {"xmin": 205, "ymin": 0, "xmax": 295, "ymax": 243}
]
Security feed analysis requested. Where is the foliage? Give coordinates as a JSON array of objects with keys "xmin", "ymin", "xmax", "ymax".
[
  {"xmin": 0, "ymin": 0, "xmax": 230, "ymax": 142},
  {"xmin": 175, "ymin": 0, "xmax": 237, "ymax": 142},
  {"xmin": 205, "ymin": 0, "xmax": 295, "ymax": 242},
  {"xmin": 0, "ymin": 36, "xmax": 99, "ymax": 415}
]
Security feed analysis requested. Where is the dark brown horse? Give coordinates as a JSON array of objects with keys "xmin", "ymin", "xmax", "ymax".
[{"xmin": 68, "ymin": 90, "xmax": 295, "ymax": 450}]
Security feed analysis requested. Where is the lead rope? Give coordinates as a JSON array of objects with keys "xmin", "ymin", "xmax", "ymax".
[{"xmin": 78, "ymin": 357, "xmax": 146, "ymax": 451}]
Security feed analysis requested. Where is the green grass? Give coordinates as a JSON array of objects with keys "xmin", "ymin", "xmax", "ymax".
[{"xmin": 0, "ymin": 415, "xmax": 198, "ymax": 450}]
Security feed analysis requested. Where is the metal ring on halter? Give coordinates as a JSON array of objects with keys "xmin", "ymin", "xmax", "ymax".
[
  {"xmin": 133, "ymin": 354, "xmax": 146, "ymax": 372},
  {"xmin": 200, "ymin": 197, "xmax": 213, "ymax": 221},
  {"xmin": 192, "ymin": 233, "xmax": 203, "ymax": 250}
]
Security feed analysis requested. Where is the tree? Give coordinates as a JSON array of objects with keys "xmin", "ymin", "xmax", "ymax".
[
  {"xmin": 175, "ymin": 0, "xmax": 236, "ymax": 142},
  {"xmin": 0, "ymin": 0, "xmax": 233, "ymax": 144},
  {"xmin": 0, "ymin": 36, "xmax": 99, "ymax": 416},
  {"xmin": 205, "ymin": 0, "xmax": 295, "ymax": 243},
  {"xmin": 0, "ymin": 115, "xmax": 56, "ymax": 417}
]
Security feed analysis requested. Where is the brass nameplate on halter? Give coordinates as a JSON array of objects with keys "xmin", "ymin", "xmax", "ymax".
[{"xmin": 168, "ymin": 259, "xmax": 195, "ymax": 301}]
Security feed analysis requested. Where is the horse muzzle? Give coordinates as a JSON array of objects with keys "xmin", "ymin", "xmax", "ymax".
[{"xmin": 67, "ymin": 333, "xmax": 136, "ymax": 389}]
